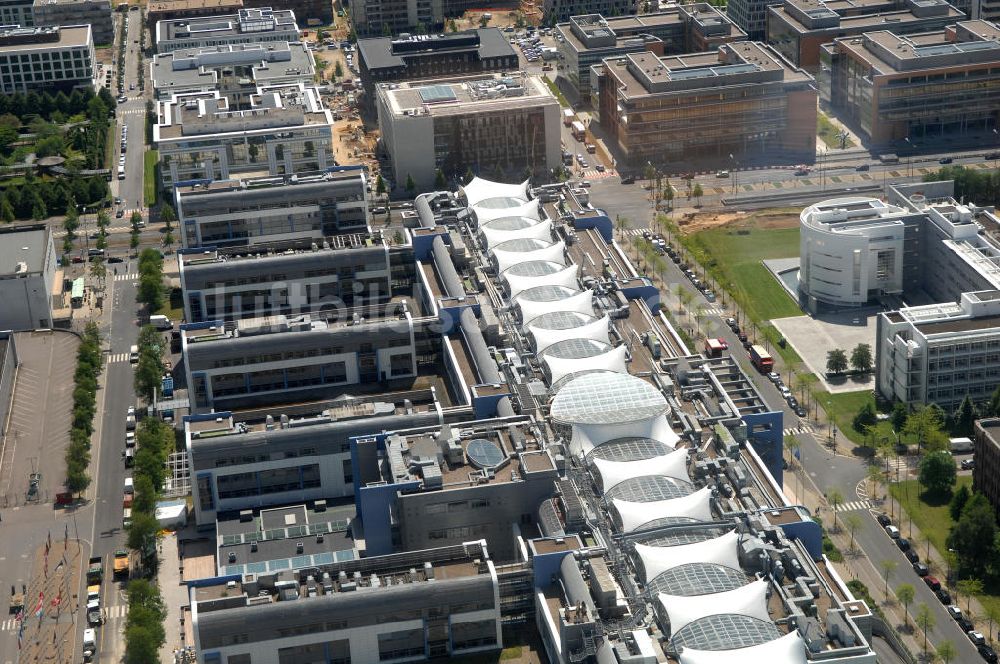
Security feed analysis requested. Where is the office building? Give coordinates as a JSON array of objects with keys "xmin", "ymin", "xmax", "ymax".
[
  {"xmin": 876, "ymin": 290, "xmax": 1000, "ymax": 410},
  {"xmin": 376, "ymin": 72, "xmax": 561, "ymax": 191},
  {"xmin": 973, "ymin": 419, "xmax": 1000, "ymax": 517},
  {"xmin": 0, "ymin": 226, "xmax": 56, "ymax": 331},
  {"xmin": 32, "ymin": 0, "xmax": 112, "ymax": 44},
  {"xmin": 349, "ymin": 0, "xmax": 491, "ymax": 35},
  {"xmin": 557, "ymin": 8, "xmax": 746, "ymax": 99},
  {"xmin": 191, "ymin": 539, "xmax": 502, "ymax": 664},
  {"xmin": 0, "ymin": 0, "xmax": 33, "ymax": 26},
  {"xmin": 146, "ymin": 0, "xmax": 244, "ymax": 26},
  {"xmin": 153, "ymin": 82, "xmax": 334, "ymax": 188},
  {"xmin": 767, "ymin": 0, "xmax": 964, "ymax": 69},
  {"xmin": 181, "ymin": 307, "xmax": 421, "ymax": 412},
  {"xmin": 151, "ymin": 42, "xmax": 315, "ymax": 99},
  {"xmin": 821, "ymin": 21, "xmax": 1000, "ymax": 145},
  {"xmin": 242, "ymin": 0, "xmax": 329, "ymax": 24},
  {"xmin": 0, "ymin": 332, "xmax": 17, "ymax": 450},
  {"xmin": 358, "ymin": 29, "xmax": 518, "ymax": 102},
  {"xmin": 543, "ymin": 0, "xmax": 635, "ymax": 24},
  {"xmin": 0, "ymin": 25, "xmax": 94, "ymax": 94},
  {"xmin": 186, "ymin": 398, "xmax": 441, "ymax": 525},
  {"xmin": 596, "ymin": 41, "xmax": 817, "ymax": 168},
  {"xmin": 154, "ymin": 7, "xmax": 298, "ymax": 53},
  {"xmin": 983, "ymin": 0, "xmax": 1000, "ymax": 20},
  {"xmin": 174, "ymin": 167, "xmax": 368, "ymax": 249},
  {"xmin": 177, "ymin": 232, "xmax": 398, "ymax": 323},
  {"xmin": 353, "ymin": 418, "xmax": 560, "ymax": 560},
  {"xmin": 727, "ymin": 0, "xmax": 784, "ymax": 39}
]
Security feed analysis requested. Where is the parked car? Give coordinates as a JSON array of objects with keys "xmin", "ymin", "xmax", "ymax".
[
  {"xmin": 904, "ymin": 548, "xmax": 919, "ymax": 564},
  {"xmin": 876, "ymin": 513, "xmax": 892, "ymax": 527},
  {"xmin": 855, "ymin": 164, "xmax": 870, "ymax": 172},
  {"xmin": 716, "ymin": 170, "xmax": 729, "ymax": 178},
  {"xmin": 979, "ymin": 644, "xmax": 998, "ymax": 663},
  {"xmin": 794, "ymin": 406, "xmax": 808, "ymax": 418},
  {"xmin": 896, "ymin": 537, "xmax": 910, "ymax": 552},
  {"xmin": 912, "ymin": 562, "xmax": 929, "ymax": 576},
  {"xmin": 107, "ymin": 256, "xmax": 124, "ymax": 264},
  {"xmin": 939, "ymin": 157, "xmax": 953, "ymax": 164},
  {"xmin": 620, "ymin": 175, "xmax": 635, "ymax": 184},
  {"xmin": 959, "ymin": 617, "xmax": 975, "ymax": 633},
  {"xmin": 961, "ymin": 458, "xmax": 975, "ymax": 470},
  {"xmin": 116, "ymin": 209, "xmax": 125, "ymax": 218},
  {"xmin": 767, "ymin": 372, "xmax": 781, "ymax": 384},
  {"xmin": 969, "ymin": 631, "xmax": 987, "ymax": 646},
  {"xmin": 924, "ymin": 576, "xmax": 941, "ymax": 591},
  {"xmin": 595, "ymin": 164, "xmax": 605, "ymax": 172},
  {"xmin": 936, "ymin": 588, "xmax": 952, "ymax": 604}
]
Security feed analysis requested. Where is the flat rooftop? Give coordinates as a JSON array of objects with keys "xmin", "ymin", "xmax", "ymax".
[
  {"xmin": 151, "ymin": 42, "xmax": 314, "ymax": 91},
  {"xmin": 383, "ymin": 421, "xmax": 557, "ymax": 491},
  {"xmin": 217, "ymin": 503, "xmax": 357, "ymax": 575},
  {"xmin": 358, "ymin": 28, "xmax": 515, "ymax": 72},
  {"xmin": 0, "ymin": 25, "xmax": 90, "ymax": 51},
  {"xmin": 179, "ymin": 231, "xmax": 378, "ymax": 267},
  {"xmin": 0, "ymin": 227, "xmax": 47, "ymax": 274},
  {"xmin": 32, "ymin": 0, "xmax": 109, "ymax": 7},
  {"xmin": 148, "ymin": 0, "xmax": 243, "ymax": 13},
  {"xmin": 603, "ymin": 41, "xmax": 811, "ymax": 99},
  {"xmin": 836, "ymin": 21, "xmax": 1000, "ymax": 74},
  {"xmin": 772, "ymin": 2, "xmax": 963, "ymax": 34},
  {"xmin": 174, "ymin": 166, "xmax": 364, "ymax": 201},
  {"xmin": 380, "ymin": 72, "xmax": 557, "ymax": 117},
  {"xmin": 160, "ymin": 7, "xmax": 297, "ymax": 43}
]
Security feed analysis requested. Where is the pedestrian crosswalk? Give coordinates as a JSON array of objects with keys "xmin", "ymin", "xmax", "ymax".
[
  {"xmin": 113, "ymin": 272, "xmax": 139, "ymax": 282},
  {"xmin": 625, "ymin": 227, "xmax": 650, "ymax": 237},
  {"xmin": 106, "ymin": 604, "xmax": 128, "ymax": 619},
  {"xmin": 701, "ymin": 306, "xmax": 725, "ymax": 316},
  {"xmin": 107, "ymin": 352, "xmax": 133, "ymax": 364},
  {"xmin": 783, "ymin": 424, "xmax": 815, "ymax": 436},
  {"xmin": 580, "ymin": 168, "xmax": 617, "ymax": 179},
  {"xmin": 834, "ymin": 500, "xmax": 873, "ymax": 513},
  {"xmin": 119, "ymin": 108, "xmax": 145, "ymax": 116}
]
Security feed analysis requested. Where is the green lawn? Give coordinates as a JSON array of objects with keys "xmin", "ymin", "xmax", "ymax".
[
  {"xmin": 541, "ymin": 75, "xmax": 570, "ymax": 108},
  {"xmin": 682, "ymin": 221, "xmax": 802, "ymax": 322},
  {"xmin": 817, "ymin": 111, "xmax": 855, "ymax": 149},
  {"xmin": 143, "ymin": 150, "xmax": 158, "ymax": 206},
  {"xmin": 815, "ymin": 389, "xmax": 875, "ymax": 445},
  {"xmin": 154, "ymin": 286, "xmax": 183, "ymax": 322}
]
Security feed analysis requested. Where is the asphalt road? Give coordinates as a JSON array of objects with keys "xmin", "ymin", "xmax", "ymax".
[{"xmin": 113, "ymin": 10, "xmax": 148, "ymax": 214}]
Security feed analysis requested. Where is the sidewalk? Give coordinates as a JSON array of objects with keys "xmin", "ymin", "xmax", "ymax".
[
  {"xmin": 16, "ymin": 536, "xmax": 83, "ymax": 664},
  {"xmin": 158, "ymin": 531, "xmax": 191, "ymax": 664}
]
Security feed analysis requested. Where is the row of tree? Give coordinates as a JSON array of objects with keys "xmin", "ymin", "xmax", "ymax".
[
  {"xmin": 124, "ymin": 416, "xmax": 173, "ymax": 561},
  {"xmin": 136, "ymin": 248, "xmax": 166, "ymax": 313},
  {"xmin": 65, "ymin": 323, "xmax": 100, "ymax": 495},
  {"xmin": 0, "ymin": 174, "xmax": 109, "ymax": 223},
  {"xmin": 133, "ymin": 324, "xmax": 165, "ymax": 403},
  {"xmin": 124, "ymin": 578, "xmax": 166, "ymax": 664},
  {"xmin": 0, "ymin": 86, "xmax": 115, "ymax": 125},
  {"xmin": 826, "ymin": 343, "xmax": 872, "ymax": 375},
  {"xmin": 925, "ymin": 165, "xmax": 1000, "ymax": 205}
]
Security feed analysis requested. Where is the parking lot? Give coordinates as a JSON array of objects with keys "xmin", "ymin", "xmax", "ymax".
[{"xmin": 0, "ymin": 330, "xmax": 79, "ymax": 505}]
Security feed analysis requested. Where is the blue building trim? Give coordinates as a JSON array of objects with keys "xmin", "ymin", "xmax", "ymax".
[{"xmin": 742, "ymin": 411, "xmax": 784, "ymax": 489}]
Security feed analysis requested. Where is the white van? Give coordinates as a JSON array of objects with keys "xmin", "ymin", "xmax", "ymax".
[
  {"xmin": 83, "ymin": 628, "xmax": 96, "ymax": 650},
  {"xmin": 124, "ymin": 477, "xmax": 134, "ymax": 495},
  {"xmin": 122, "ymin": 506, "xmax": 132, "ymax": 528},
  {"xmin": 128, "ymin": 345, "xmax": 139, "ymax": 363},
  {"xmin": 149, "ymin": 314, "xmax": 172, "ymax": 330},
  {"xmin": 950, "ymin": 437, "xmax": 974, "ymax": 454}
]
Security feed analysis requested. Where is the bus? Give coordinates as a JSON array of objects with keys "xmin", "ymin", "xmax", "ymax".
[
  {"xmin": 563, "ymin": 108, "xmax": 575, "ymax": 126},
  {"xmin": 70, "ymin": 277, "xmax": 84, "ymax": 307},
  {"xmin": 571, "ymin": 120, "xmax": 585, "ymax": 141},
  {"xmin": 748, "ymin": 345, "xmax": 774, "ymax": 373}
]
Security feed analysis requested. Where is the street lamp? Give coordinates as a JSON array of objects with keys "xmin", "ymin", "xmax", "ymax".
[{"xmin": 904, "ymin": 137, "xmax": 912, "ymax": 178}]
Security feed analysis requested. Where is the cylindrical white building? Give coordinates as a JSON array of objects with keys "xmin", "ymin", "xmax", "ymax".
[{"xmin": 799, "ymin": 197, "xmax": 909, "ymax": 310}]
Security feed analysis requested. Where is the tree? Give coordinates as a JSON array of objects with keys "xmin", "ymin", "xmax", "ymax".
[
  {"xmin": 784, "ymin": 436, "xmax": 800, "ymax": 468},
  {"xmin": 130, "ymin": 229, "xmax": 140, "ymax": 253},
  {"xmin": 825, "ymin": 487, "xmax": 844, "ymax": 531},
  {"xmin": 692, "ymin": 183, "xmax": 703, "ymax": 206},
  {"xmin": 334, "ymin": 61, "xmax": 344, "ymax": 79},
  {"xmin": 124, "ymin": 624, "xmax": 162, "ymax": 664},
  {"xmin": 956, "ymin": 578, "xmax": 983, "ymax": 614},
  {"xmin": 919, "ymin": 450, "xmax": 956, "ymax": 498},
  {"xmin": 826, "ymin": 348, "xmax": 848, "ymax": 374},
  {"xmin": 132, "ymin": 474, "xmax": 157, "ymax": 515},
  {"xmin": 853, "ymin": 402, "xmax": 877, "ymax": 433},
  {"xmin": 447, "ymin": 18, "xmax": 458, "ymax": 32},
  {"xmin": 949, "ymin": 484, "xmax": 971, "ymax": 521},
  {"xmin": 405, "ymin": 173, "xmax": 416, "ymax": 197},
  {"xmin": 850, "ymin": 343, "xmax": 873, "ymax": 372},
  {"xmin": 915, "ymin": 603, "xmax": 935, "ymax": 654},
  {"xmin": 844, "ymin": 513, "xmax": 862, "ymax": 552},
  {"xmin": 478, "ymin": 13, "xmax": 489, "ymax": 27},
  {"xmin": 867, "ymin": 463, "xmax": 883, "ymax": 502},
  {"xmin": 935, "ymin": 640, "xmax": 957, "ymax": 664},
  {"xmin": 375, "ymin": 174, "xmax": 386, "ymax": 199},
  {"xmin": 896, "ymin": 583, "xmax": 915, "ymax": 628},
  {"xmin": 953, "ymin": 395, "xmax": 978, "ymax": 438},
  {"xmin": 615, "ymin": 214, "xmax": 628, "ymax": 240},
  {"xmin": 891, "ymin": 401, "xmax": 908, "ymax": 432},
  {"xmin": 0, "ymin": 196, "xmax": 14, "ymax": 223},
  {"xmin": 162, "ymin": 230, "xmax": 174, "ymax": 250},
  {"xmin": 126, "ymin": 510, "xmax": 158, "ymax": 555},
  {"xmin": 160, "ymin": 203, "xmax": 175, "ymax": 229},
  {"xmin": 134, "ymin": 354, "xmax": 162, "ymax": 401},
  {"xmin": 904, "ymin": 405, "xmax": 949, "ymax": 453},
  {"xmin": 434, "ymin": 168, "xmax": 446, "ymax": 189},
  {"xmin": 948, "ymin": 493, "xmax": 998, "ymax": 578},
  {"xmin": 880, "ymin": 558, "xmax": 897, "ymax": 598},
  {"xmin": 985, "ymin": 605, "xmax": 1000, "ymax": 647}
]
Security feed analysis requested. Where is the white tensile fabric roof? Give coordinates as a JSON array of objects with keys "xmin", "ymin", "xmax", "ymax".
[
  {"xmin": 494, "ymin": 240, "xmax": 566, "ymax": 273},
  {"xmin": 658, "ymin": 579, "xmax": 770, "ymax": 636},
  {"xmin": 481, "ymin": 218, "xmax": 551, "ymax": 249},
  {"xmin": 473, "ymin": 198, "xmax": 540, "ymax": 225},
  {"xmin": 505, "ymin": 263, "xmax": 579, "ymax": 299},
  {"xmin": 530, "ymin": 314, "xmax": 610, "ymax": 354},
  {"xmin": 678, "ymin": 630, "xmax": 806, "ymax": 664},
  {"xmin": 569, "ymin": 416, "xmax": 679, "ymax": 458},
  {"xmin": 463, "ymin": 177, "xmax": 530, "ymax": 207},
  {"xmin": 545, "ymin": 344, "xmax": 627, "ymax": 386},
  {"xmin": 520, "ymin": 288, "xmax": 594, "ymax": 326},
  {"xmin": 635, "ymin": 531, "xmax": 740, "ymax": 581},
  {"xmin": 592, "ymin": 447, "xmax": 689, "ymax": 491},
  {"xmin": 613, "ymin": 486, "xmax": 712, "ymax": 533}
]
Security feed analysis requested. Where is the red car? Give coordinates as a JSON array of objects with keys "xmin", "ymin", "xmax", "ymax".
[{"xmin": 924, "ymin": 576, "xmax": 941, "ymax": 591}]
